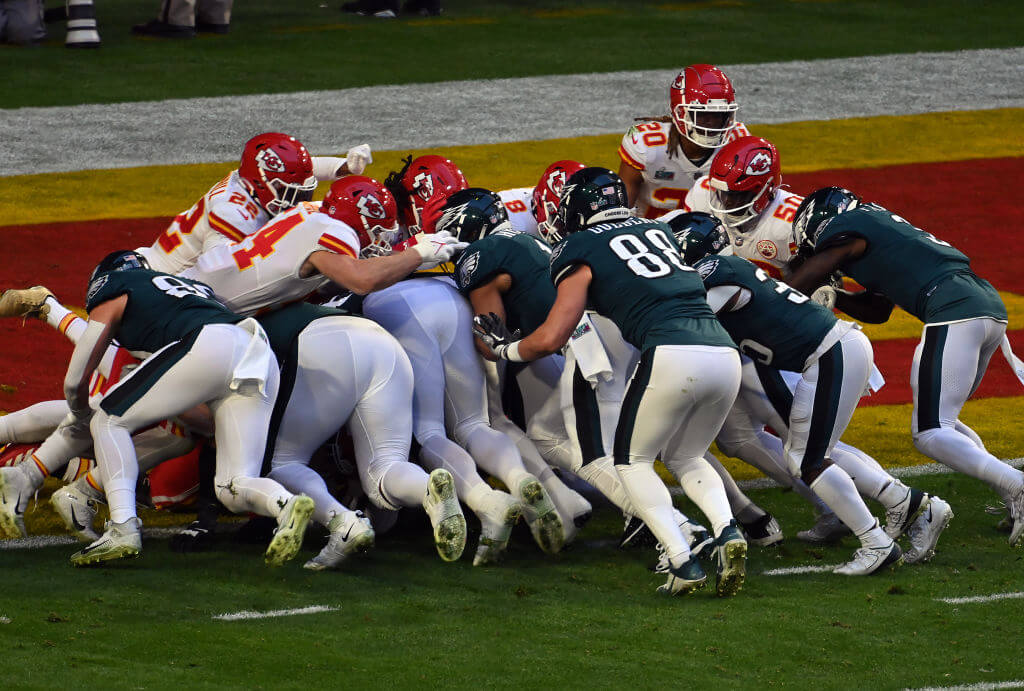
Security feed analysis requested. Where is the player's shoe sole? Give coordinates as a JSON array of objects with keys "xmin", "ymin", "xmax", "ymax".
[
  {"xmin": 518, "ymin": 477, "xmax": 564, "ymax": 555},
  {"xmin": 265, "ymin": 495, "xmax": 314, "ymax": 567},
  {"xmin": 71, "ymin": 541, "xmax": 141, "ymax": 567},
  {"xmin": 715, "ymin": 538, "xmax": 748, "ymax": 597},
  {"xmin": 473, "ymin": 495, "xmax": 522, "ymax": 567},
  {"xmin": 426, "ymin": 469, "xmax": 467, "ymax": 563},
  {"xmin": 656, "ymin": 556, "xmax": 707, "ymax": 596}
]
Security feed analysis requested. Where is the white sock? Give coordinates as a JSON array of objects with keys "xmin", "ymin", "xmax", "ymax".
[
  {"xmin": 702, "ymin": 451, "xmax": 760, "ymax": 519},
  {"xmin": 675, "ymin": 461, "xmax": 734, "ymax": 537},
  {"xmin": 577, "ymin": 456, "xmax": 637, "ymax": 516},
  {"xmin": 616, "ymin": 463, "xmax": 690, "ymax": 568},
  {"xmin": 43, "ymin": 298, "xmax": 87, "ymax": 343},
  {"xmin": 829, "ymin": 445, "xmax": 903, "ymax": 507},
  {"xmin": 809, "ymin": 465, "xmax": 888, "ymax": 548},
  {"xmin": 268, "ymin": 463, "xmax": 347, "ymax": 528},
  {"xmin": 376, "ymin": 462, "xmax": 429, "ymax": 510},
  {"xmin": 418, "ymin": 434, "xmax": 491, "ymax": 512},
  {"xmin": 215, "ymin": 476, "xmax": 293, "ymax": 518}
]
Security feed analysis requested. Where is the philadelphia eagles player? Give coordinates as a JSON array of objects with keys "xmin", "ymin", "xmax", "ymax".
[
  {"xmin": 674, "ymin": 213, "xmax": 952, "ymax": 573},
  {"xmin": 474, "ymin": 168, "xmax": 747, "ymax": 597},
  {"xmin": 789, "ymin": 187, "xmax": 1024, "ymax": 546}
]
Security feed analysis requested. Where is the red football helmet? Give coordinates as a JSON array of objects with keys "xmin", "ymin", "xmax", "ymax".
[
  {"xmin": 707, "ymin": 136, "xmax": 781, "ymax": 229},
  {"xmin": 321, "ymin": 176, "xmax": 401, "ymax": 257},
  {"xmin": 670, "ymin": 64, "xmax": 739, "ymax": 149},
  {"xmin": 238, "ymin": 132, "xmax": 317, "ymax": 217},
  {"xmin": 387, "ymin": 154, "xmax": 468, "ymax": 234},
  {"xmin": 531, "ymin": 159, "xmax": 586, "ymax": 244}
]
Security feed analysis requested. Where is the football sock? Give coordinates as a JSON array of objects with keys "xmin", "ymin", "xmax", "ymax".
[
  {"xmin": 44, "ymin": 298, "xmax": 87, "ymax": 343},
  {"xmin": 508, "ymin": 422, "xmax": 589, "ymax": 520},
  {"xmin": 829, "ymin": 445, "xmax": 903, "ymax": 507},
  {"xmin": 268, "ymin": 463, "xmax": 347, "ymax": 527},
  {"xmin": 616, "ymin": 462, "xmax": 690, "ymax": 568},
  {"xmin": 376, "ymin": 461, "xmax": 430, "ymax": 509},
  {"xmin": 418, "ymin": 434, "xmax": 492, "ymax": 513},
  {"xmin": 460, "ymin": 424, "xmax": 530, "ymax": 492},
  {"xmin": 91, "ymin": 416, "xmax": 140, "ymax": 525},
  {"xmin": 914, "ymin": 426, "xmax": 1024, "ymax": 497},
  {"xmin": 809, "ymin": 465, "xmax": 888, "ymax": 548},
  {"xmin": 672, "ymin": 459, "xmax": 734, "ymax": 537},
  {"xmin": 701, "ymin": 451, "xmax": 761, "ymax": 519},
  {"xmin": 576, "ymin": 456, "xmax": 638, "ymax": 516},
  {"xmin": 955, "ymin": 419, "xmax": 987, "ymax": 451}
]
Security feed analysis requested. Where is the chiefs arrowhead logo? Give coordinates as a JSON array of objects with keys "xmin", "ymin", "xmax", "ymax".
[
  {"xmin": 547, "ymin": 169, "xmax": 567, "ymax": 196},
  {"xmin": 356, "ymin": 193, "xmax": 386, "ymax": 219},
  {"xmin": 255, "ymin": 148, "xmax": 286, "ymax": 173},
  {"xmin": 671, "ymin": 73, "xmax": 685, "ymax": 90},
  {"xmin": 744, "ymin": 151, "xmax": 772, "ymax": 176},
  {"xmin": 413, "ymin": 172, "xmax": 435, "ymax": 201}
]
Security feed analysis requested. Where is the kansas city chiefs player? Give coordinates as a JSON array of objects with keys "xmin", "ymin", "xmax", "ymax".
[
  {"xmin": 618, "ymin": 64, "xmax": 750, "ymax": 219},
  {"xmin": 681, "ymin": 135, "xmax": 804, "ymax": 279},
  {"xmin": 495, "ymin": 159, "xmax": 586, "ymax": 239}
]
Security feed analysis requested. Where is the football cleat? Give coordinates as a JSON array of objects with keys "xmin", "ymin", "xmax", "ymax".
[
  {"xmin": 740, "ymin": 513, "xmax": 784, "ymax": 547},
  {"xmin": 714, "ymin": 520, "xmax": 748, "ymax": 597},
  {"xmin": 0, "ymin": 466, "xmax": 33, "ymax": 539},
  {"xmin": 70, "ymin": 518, "xmax": 142, "ymax": 566},
  {"xmin": 265, "ymin": 494, "xmax": 315, "ymax": 567},
  {"xmin": 833, "ymin": 541, "xmax": 903, "ymax": 576},
  {"xmin": 904, "ymin": 496, "xmax": 953, "ymax": 564},
  {"xmin": 985, "ymin": 501, "xmax": 1012, "ymax": 533},
  {"xmin": 0, "ymin": 286, "xmax": 54, "ymax": 320},
  {"xmin": 304, "ymin": 510, "xmax": 375, "ymax": 571},
  {"xmin": 619, "ymin": 514, "xmax": 657, "ymax": 549},
  {"xmin": 472, "ymin": 490, "xmax": 522, "ymax": 567},
  {"xmin": 883, "ymin": 486, "xmax": 929, "ymax": 539},
  {"xmin": 422, "ymin": 468, "xmax": 466, "ymax": 562},
  {"xmin": 1009, "ymin": 486, "xmax": 1024, "ymax": 547},
  {"xmin": 515, "ymin": 476, "xmax": 565, "ymax": 555},
  {"xmin": 655, "ymin": 554, "xmax": 707, "ymax": 596},
  {"xmin": 51, "ymin": 483, "xmax": 101, "ymax": 542},
  {"xmin": 796, "ymin": 511, "xmax": 851, "ymax": 544},
  {"xmin": 679, "ymin": 517, "xmax": 716, "ymax": 561}
]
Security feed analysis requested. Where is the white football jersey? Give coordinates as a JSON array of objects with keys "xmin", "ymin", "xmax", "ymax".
[
  {"xmin": 180, "ymin": 201, "xmax": 359, "ymax": 316},
  {"xmin": 138, "ymin": 170, "xmax": 269, "ymax": 276},
  {"xmin": 683, "ymin": 176, "xmax": 803, "ymax": 278},
  {"xmin": 618, "ymin": 119, "xmax": 750, "ymax": 219},
  {"xmin": 499, "ymin": 187, "xmax": 539, "ymax": 235}
]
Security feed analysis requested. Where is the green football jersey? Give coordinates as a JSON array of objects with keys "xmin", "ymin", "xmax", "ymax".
[
  {"xmin": 256, "ymin": 302, "xmax": 354, "ymax": 360},
  {"xmin": 816, "ymin": 203, "xmax": 1006, "ymax": 323},
  {"xmin": 549, "ymin": 216, "xmax": 735, "ymax": 352},
  {"xmin": 455, "ymin": 229, "xmax": 556, "ymax": 335},
  {"xmin": 85, "ymin": 269, "xmax": 241, "ymax": 353},
  {"xmin": 696, "ymin": 254, "xmax": 837, "ymax": 371}
]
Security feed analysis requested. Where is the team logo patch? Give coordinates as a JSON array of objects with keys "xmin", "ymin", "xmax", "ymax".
[
  {"xmin": 744, "ymin": 151, "xmax": 772, "ymax": 176},
  {"xmin": 255, "ymin": 148, "xmax": 286, "ymax": 173},
  {"xmin": 457, "ymin": 251, "xmax": 479, "ymax": 288},
  {"xmin": 654, "ymin": 169, "xmax": 675, "ymax": 180},
  {"xmin": 570, "ymin": 321, "xmax": 592, "ymax": 341},
  {"xmin": 414, "ymin": 172, "xmax": 435, "ymax": 200},
  {"xmin": 756, "ymin": 239, "xmax": 778, "ymax": 259},
  {"xmin": 438, "ymin": 202, "xmax": 470, "ymax": 234},
  {"xmin": 547, "ymin": 169, "xmax": 567, "ymax": 196},
  {"xmin": 356, "ymin": 193, "xmax": 386, "ymax": 219},
  {"xmin": 697, "ymin": 258, "xmax": 718, "ymax": 279},
  {"xmin": 86, "ymin": 274, "xmax": 109, "ymax": 304}
]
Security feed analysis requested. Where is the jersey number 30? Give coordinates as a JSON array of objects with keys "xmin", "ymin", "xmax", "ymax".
[{"xmin": 609, "ymin": 228, "xmax": 692, "ymax": 278}]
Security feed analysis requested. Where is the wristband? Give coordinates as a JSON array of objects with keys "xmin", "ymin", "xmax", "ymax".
[{"xmin": 497, "ymin": 340, "xmax": 525, "ymax": 362}]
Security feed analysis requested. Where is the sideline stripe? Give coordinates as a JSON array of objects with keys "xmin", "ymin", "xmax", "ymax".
[
  {"xmin": 936, "ymin": 592, "xmax": 1024, "ymax": 605},
  {"xmin": 212, "ymin": 605, "xmax": 338, "ymax": 622},
  {"xmin": 762, "ymin": 565, "xmax": 837, "ymax": 576},
  {"xmin": 908, "ymin": 682, "xmax": 1024, "ymax": 691},
  {"xmin": 3, "ymin": 48, "xmax": 1021, "ymax": 177}
]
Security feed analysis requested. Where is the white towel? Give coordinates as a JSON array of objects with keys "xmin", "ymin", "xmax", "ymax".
[
  {"xmin": 867, "ymin": 364, "xmax": 886, "ymax": 395},
  {"xmin": 1001, "ymin": 335, "xmax": 1024, "ymax": 387},
  {"xmin": 229, "ymin": 318, "xmax": 273, "ymax": 396},
  {"xmin": 568, "ymin": 313, "xmax": 613, "ymax": 386}
]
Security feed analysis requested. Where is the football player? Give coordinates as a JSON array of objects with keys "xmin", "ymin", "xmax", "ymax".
[
  {"xmin": 618, "ymin": 64, "xmax": 749, "ymax": 219},
  {"xmin": 789, "ymin": 187, "xmax": 1024, "ymax": 546},
  {"xmin": 475, "ymin": 168, "xmax": 747, "ymax": 596},
  {"xmin": 676, "ymin": 213, "xmax": 956, "ymax": 571},
  {"xmin": 498, "ymin": 159, "xmax": 586, "ymax": 239}
]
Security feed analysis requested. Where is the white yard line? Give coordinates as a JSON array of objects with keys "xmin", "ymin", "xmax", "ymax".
[
  {"xmin": 935, "ymin": 592, "xmax": 1024, "ymax": 605},
  {"xmin": 0, "ymin": 526, "xmax": 182, "ymax": 550},
  {"xmin": 212, "ymin": 605, "xmax": 338, "ymax": 622},
  {"xmin": 2, "ymin": 48, "xmax": 1021, "ymax": 176},
  {"xmin": 761, "ymin": 564, "xmax": 838, "ymax": 576},
  {"xmin": 908, "ymin": 682, "xmax": 1024, "ymax": 691}
]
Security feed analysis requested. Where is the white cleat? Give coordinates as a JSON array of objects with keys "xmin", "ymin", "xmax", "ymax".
[
  {"xmin": 304, "ymin": 511, "xmax": 375, "ymax": 571},
  {"xmin": 904, "ymin": 496, "xmax": 953, "ymax": 564},
  {"xmin": 515, "ymin": 476, "xmax": 565, "ymax": 555},
  {"xmin": 797, "ymin": 511, "xmax": 851, "ymax": 544},
  {"xmin": 833, "ymin": 541, "xmax": 903, "ymax": 576},
  {"xmin": 265, "ymin": 494, "xmax": 315, "ymax": 567},
  {"xmin": 0, "ymin": 286, "xmax": 54, "ymax": 320},
  {"xmin": 422, "ymin": 469, "xmax": 466, "ymax": 562},
  {"xmin": 473, "ymin": 490, "xmax": 522, "ymax": 567},
  {"xmin": 1009, "ymin": 487, "xmax": 1024, "ymax": 547},
  {"xmin": 70, "ymin": 518, "xmax": 142, "ymax": 566},
  {"xmin": 883, "ymin": 487, "xmax": 929, "ymax": 539},
  {"xmin": 51, "ymin": 483, "xmax": 102, "ymax": 542},
  {"xmin": 0, "ymin": 466, "xmax": 33, "ymax": 539}
]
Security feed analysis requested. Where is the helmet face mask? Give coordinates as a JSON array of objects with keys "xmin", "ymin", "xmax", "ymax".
[
  {"xmin": 670, "ymin": 64, "xmax": 739, "ymax": 149},
  {"xmin": 707, "ymin": 136, "xmax": 781, "ymax": 229},
  {"xmin": 792, "ymin": 186, "xmax": 861, "ymax": 254},
  {"xmin": 239, "ymin": 132, "xmax": 316, "ymax": 217},
  {"xmin": 321, "ymin": 176, "xmax": 400, "ymax": 258},
  {"xmin": 387, "ymin": 155, "xmax": 468, "ymax": 234},
  {"xmin": 435, "ymin": 188, "xmax": 511, "ymax": 245},
  {"xmin": 532, "ymin": 159, "xmax": 586, "ymax": 246}
]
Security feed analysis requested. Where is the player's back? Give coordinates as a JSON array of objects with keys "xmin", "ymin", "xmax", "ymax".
[
  {"xmin": 498, "ymin": 188, "xmax": 538, "ymax": 236},
  {"xmin": 550, "ymin": 216, "xmax": 733, "ymax": 352}
]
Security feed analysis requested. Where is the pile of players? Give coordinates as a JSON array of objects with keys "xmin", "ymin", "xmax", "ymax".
[{"xmin": 0, "ymin": 63, "xmax": 1021, "ymax": 597}]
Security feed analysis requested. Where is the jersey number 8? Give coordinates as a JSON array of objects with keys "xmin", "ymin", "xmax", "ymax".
[{"xmin": 609, "ymin": 228, "xmax": 692, "ymax": 279}]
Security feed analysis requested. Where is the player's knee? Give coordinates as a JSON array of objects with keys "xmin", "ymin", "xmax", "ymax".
[{"xmin": 800, "ymin": 457, "xmax": 831, "ymax": 486}]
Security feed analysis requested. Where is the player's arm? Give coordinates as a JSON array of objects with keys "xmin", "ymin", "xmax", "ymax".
[
  {"xmin": 476, "ymin": 266, "xmax": 590, "ymax": 362},
  {"xmin": 63, "ymin": 295, "xmax": 126, "ymax": 418},
  {"xmin": 787, "ymin": 239, "xmax": 866, "ymax": 294},
  {"xmin": 467, "ymin": 273, "xmax": 512, "ymax": 361},
  {"xmin": 834, "ymin": 290, "xmax": 895, "ymax": 324},
  {"xmin": 705, "ymin": 285, "xmax": 750, "ymax": 314},
  {"xmin": 618, "ymin": 161, "xmax": 644, "ymax": 209}
]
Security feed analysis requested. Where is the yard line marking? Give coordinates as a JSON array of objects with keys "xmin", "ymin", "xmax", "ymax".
[
  {"xmin": 212, "ymin": 605, "xmax": 339, "ymax": 622},
  {"xmin": 935, "ymin": 592, "xmax": 1024, "ymax": 605},
  {"xmin": 762, "ymin": 564, "xmax": 838, "ymax": 576},
  {"xmin": 0, "ymin": 526, "xmax": 183, "ymax": 550},
  {"xmin": 907, "ymin": 681, "xmax": 1024, "ymax": 691}
]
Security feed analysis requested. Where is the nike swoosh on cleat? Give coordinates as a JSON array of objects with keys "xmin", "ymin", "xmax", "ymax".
[
  {"xmin": 70, "ymin": 506, "xmax": 87, "ymax": 531},
  {"xmin": 79, "ymin": 539, "xmax": 111, "ymax": 555},
  {"xmin": 342, "ymin": 525, "xmax": 354, "ymax": 541}
]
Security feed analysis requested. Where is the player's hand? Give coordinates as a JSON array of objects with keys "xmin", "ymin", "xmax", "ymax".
[
  {"xmin": 406, "ymin": 230, "xmax": 468, "ymax": 268},
  {"xmin": 810, "ymin": 285, "xmax": 837, "ymax": 310},
  {"xmin": 417, "ymin": 191, "xmax": 449, "ymax": 235},
  {"xmin": 59, "ymin": 411, "xmax": 92, "ymax": 441},
  {"xmin": 344, "ymin": 144, "xmax": 372, "ymax": 175},
  {"xmin": 473, "ymin": 312, "xmax": 520, "ymax": 359}
]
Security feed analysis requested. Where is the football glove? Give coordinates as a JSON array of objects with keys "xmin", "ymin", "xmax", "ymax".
[
  {"xmin": 406, "ymin": 230, "xmax": 468, "ymax": 269},
  {"xmin": 473, "ymin": 312, "xmax": 520, "ymax": 359},
  {"xmin": 344, "ymin": 144, "xmax": 372, "ymax": 175},
  {"xmin": 810, "ymin": 285, "xmax": 837, "ymax": 310}
]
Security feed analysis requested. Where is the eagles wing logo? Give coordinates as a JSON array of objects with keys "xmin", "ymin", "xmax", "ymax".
[
  {"xmin": 744, "ymin": 151, "xmax": 771, "ymax": 176},
  {"xmin": 86, "ymin": 274, "xmax": 109, "ymax": 304},
  {"xmin": 356, "ymin": 193, "xmax": 386, "ymax": 219},
  {"xmin": 256, "ymin": 148, "xmax": 286, "ymax": 173},
  {"xmin": 697, "ymin": 258, "xmax": 719, "ymax": 279},
  {"xmin": 457, "ymin": 251, "xmax": 480, "ymax": 288},
  {"xmin": 414, "ymin": 172, "xmax": 435, "ymax": 201},
  {"xmin": 437, "ymin": 202, "xmax": 470, "ymax": 234}
]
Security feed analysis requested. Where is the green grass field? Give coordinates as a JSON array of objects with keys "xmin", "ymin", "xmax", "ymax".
[
  {"xmin": 4, "ymin": 0, "xmax": 1024, "ymax": 107},
  {"xmin": 3, "ymin": 473, "xmax": 1022, "ymax": 690}
]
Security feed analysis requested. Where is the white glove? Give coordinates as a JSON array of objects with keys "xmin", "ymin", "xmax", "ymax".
[
  {"xmin": 407, "ymin": 230, "xmax": 469, "ymax": 269},
  {"xmin": 811, "ymin": 285, "xmax": 837, "ymax": 310},
  {"xmin": 344, "ymin": 144, "xmax": 372, "ymax": 175},
  {"xmin": 59, "ymin": 411, "xmax": 93, "ymax": 442}
]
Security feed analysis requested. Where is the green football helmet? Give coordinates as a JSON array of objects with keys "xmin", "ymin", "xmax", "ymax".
[
  {"xmin": 435, "ymin": 187, "xmax": 511, "ymax": 244},
  {"xmin": 551, "ymin": 167, "xmax": 630, "ymax": 243},
  {"xmin": 792, "ymin": 186, "xmax": 861, "ymax": 255},
  {"xmin": 664, "ymin": 211, "xmax": 729, "ymax": 266}
]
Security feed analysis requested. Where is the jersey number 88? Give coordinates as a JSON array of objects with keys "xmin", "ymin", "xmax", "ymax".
[{"xmin": 609, "ymin": 228, "xmax": 692, "ymax": 278}]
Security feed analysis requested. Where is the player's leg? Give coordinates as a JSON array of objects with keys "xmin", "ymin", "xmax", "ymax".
[{"xmin": 0, "ymin": 400, "xmax": 69, "ymax": 443}]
